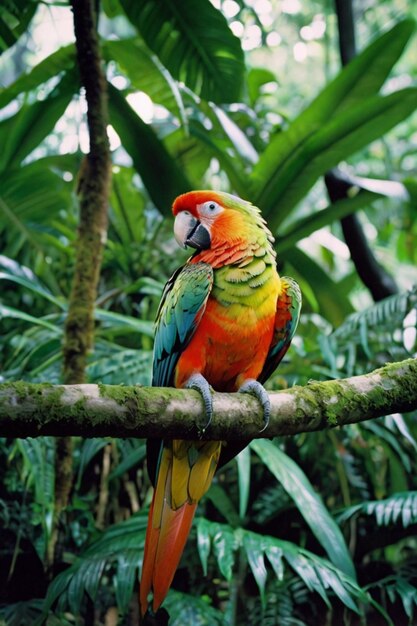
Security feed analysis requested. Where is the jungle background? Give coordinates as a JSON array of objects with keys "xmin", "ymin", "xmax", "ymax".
[{"xmin": 1, "ymin": 0, "xmax": 417, "ymax": 624}]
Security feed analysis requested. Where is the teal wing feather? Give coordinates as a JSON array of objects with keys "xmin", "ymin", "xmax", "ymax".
[
  {"xmin": 152, "ymin": 261, "xmax": 214, "ymax": 388},
  {"xmin": 258, "ymin": 276, "xmax": 302, "ymax": 384}
]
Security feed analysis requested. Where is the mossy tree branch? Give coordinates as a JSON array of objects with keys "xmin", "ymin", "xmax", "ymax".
[{"xmin": 1, "ymin": 359, "xmax": 416, "ymax": 439}]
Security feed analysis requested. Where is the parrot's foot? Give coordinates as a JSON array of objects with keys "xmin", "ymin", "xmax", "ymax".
[
  {"xmin": 238, "ymin": 379, "xmax": 270, "ymax": 432},
  {"xmin": 186, "ymin": 373, "xmax": 213, "ymax": 435}
]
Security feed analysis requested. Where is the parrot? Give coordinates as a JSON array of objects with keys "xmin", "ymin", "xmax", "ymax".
[{"xmin": 139, "ymin": 190, "xmax": 301, "ymax": 621}]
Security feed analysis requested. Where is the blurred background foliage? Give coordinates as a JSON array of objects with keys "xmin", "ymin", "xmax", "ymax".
[{"xmin": 0, "ymin": 0, "xmax": 417, "ymax": 624}]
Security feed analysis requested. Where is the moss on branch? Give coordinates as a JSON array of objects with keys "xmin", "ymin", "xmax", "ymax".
[{"xmin": 0, "ymin": 359, "xmax": 416, "ymax": 440}]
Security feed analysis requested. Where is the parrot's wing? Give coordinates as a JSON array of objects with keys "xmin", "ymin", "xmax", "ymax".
[
  {"xmin": 258, "ymin": 276, "xmax": 301, "ymax": 384},
  {"xmin": 152, "ymin": 261, "xmax": 214, "ymax": 387}
]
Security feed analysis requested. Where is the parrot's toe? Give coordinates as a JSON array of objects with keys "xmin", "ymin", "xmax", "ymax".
[
  {"xmin": 186, "ymin": 373, "xmax": 213, "ymax": 435},
  {"xmin": 238, "ymin": 379, "xmax": 270, "ymax": 432}
]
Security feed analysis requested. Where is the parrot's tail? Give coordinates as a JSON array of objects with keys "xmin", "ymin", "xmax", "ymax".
[{"xmin": 139, "ymin": 440, "xmax": 222, "ymax": 617}]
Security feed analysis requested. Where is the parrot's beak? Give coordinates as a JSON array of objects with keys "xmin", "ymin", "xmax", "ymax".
[{"xmin": 174, "ymin": 212, "xmax": 211, "ymax": 250}]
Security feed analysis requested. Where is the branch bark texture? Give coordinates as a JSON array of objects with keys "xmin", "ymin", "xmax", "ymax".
[{"xmin": 1, "ymin": 359, "xmax": 416, "ymax": 440}]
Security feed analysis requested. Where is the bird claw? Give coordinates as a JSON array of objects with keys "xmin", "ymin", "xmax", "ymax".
[
  {"xmin": 186, "ymin": 373, "xmax": 213, "ymax": 436},
  {"xmin": 238, "ymin": 379, "xmax": 270, "ymax": 433}
]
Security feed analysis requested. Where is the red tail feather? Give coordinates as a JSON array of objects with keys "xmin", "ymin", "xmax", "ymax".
[{"xmin": 139, "ymin": 490, "xmax": 197, "ymax": 616}]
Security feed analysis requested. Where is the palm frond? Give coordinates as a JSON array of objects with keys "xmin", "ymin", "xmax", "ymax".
[
  {"xmin": 164, "ymin": 590, "xmax": 226, "ymax": 626},
  {"xmin": 197, "ymin": 518, "xmax": 370, "ymax": 615},
  {"xmin": 367, "ymin": 561, "xmax": 417, "ymax": 623},
  {"xmin": 41, "ymin": 512, "xmax": 148, "ymax": 620},
  {"xmin": 322, "ymin": 286, "xmax": 417, "ymax": 375},
  {"xmin": 338, "ymin": 492, "xmax": 417, "ymax": 528}
]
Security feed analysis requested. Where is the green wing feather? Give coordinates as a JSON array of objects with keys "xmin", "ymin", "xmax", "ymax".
[
  {"xmin": 259, "ymin": 276, "xmax": 302, "ymax": 384},
  {"xmin": 152, "ymin": 261, "xmax": 214, "ymax": 388}
]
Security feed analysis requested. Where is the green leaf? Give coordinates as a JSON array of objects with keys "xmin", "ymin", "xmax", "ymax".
[
  {"xmin": 243, "ymin": 531, "xmax": 268, "ymax": 606},
  {"xmin": 95, "ymin": 308, "xmax": 153, "ymax": 337},
  {"xmin": 0, "ymin": 303, "xmax": 61, "ymax": 332},
  {"xmin": 115, "ymin": 551, "xmax": 138, "ymax": 614},
  {"xmin": 108, "ymin": 442, "xmax": 146, "ymax": 480},
  {"xmin": 277, "ymin": 190, "xmax": 384, "ymax": 253},
  {"xmin": 251, "ymin": 440, "xmax": 356, "ymax": 579},
  {"xmin": 0, "ymin": 44, "xmax": 75, "ymax": 108},
  {"xmin": 250, "ymin": 18, "xmax": 416, "ymax": 226},
  {"xmin": 0, "ymin": 72, "xmax": 76, "ymax": 172},
  {"xmin": 108, "ymin": 83, "xmax": 191, "ymax": 212},
  {"xmin": 0, "ymin": 262, "xmax": 67, "ymax": 310},
  {"xmin": 197, "ymin": 519, "xmax": 369, "ymax": 614},
  {"xmin": 164, "ymin": 590, "xmax": 226, "ymax": 625},
  {"xmin": 251, "ymin": 19, "xmax": 415, "ymax": 193},
  {"xmin": 103, "ymin": 39, "xmax": 186, "ymax": 123},
  {"xmin": 119, "ymin": 0, "xmax": 244, "ymax": 103},
  {"xmin": 236, "ymin": 447, "xmax": 251, "ymax": 520},
  {"xmin": 247, "ymin": 67, "xmax": 278, "ymax": 107},
  {"xmin": 285, "ymin": 247, "xmax": 354, "ymax": 326},
  {"xmin": 260, "ymin": 88, "xmax": 417, "ymax": 229},
  {"xmin": 205, "ymin": 484, "xmax": 240, "ymax": 527},
  {"xmin": 338, "ymin": 492, "xmax": 417, "ymax": 529},
  {"xmin": 0, "ymin": 1, "xmax": 37, "ymax": 53}
]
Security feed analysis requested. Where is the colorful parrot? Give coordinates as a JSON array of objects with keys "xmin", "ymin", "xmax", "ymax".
[{"xmin": 140, "ymin": 190, "xmax": 301, "ymax": 621}]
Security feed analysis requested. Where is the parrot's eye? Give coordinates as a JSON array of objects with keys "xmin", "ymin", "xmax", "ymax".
[{"xmin": 199, "ymin": 201, "xmax": 222, "ymax": 216}]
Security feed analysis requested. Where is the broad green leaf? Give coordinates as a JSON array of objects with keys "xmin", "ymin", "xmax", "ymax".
[
  {"xmin": 285, "ymin": 247, "xmax": 354, "ymax": 326},
  {"xmin": 0, "ymin": 1, "xmax": 37, "ymax": 53},
  {"xmin": 0, "ymin": 303, "xmax": 61, "ymax": 332},
  {"xmin": 236, "ymin": 446, "xmax": 251, "ymax": 520},
  {"xmin": 95, "ymin": 308, "xmax": 153, "ymax": 337},
  {"xmin": 251, "ymin": 19, "xmax": 415, "ymax": 195},
  {"xmin": 108, "ymin": 84, "xmax": 191, "ymax": 212},
  {"xmin": 247, "ymin": 67, "xmax": 278, "ymax": 107},
  {"xmin": 103, "ymin": 39, "xmax": 186, "ymax": 123},
  {"xmin": 208, "ymin": 103, "xmax": 258, "ymax": 165},
  {"xmin": 108, "ymin": 442, "xmax": 146, "ymax": 480},
  {"xmin": 0, "ymin": 44, "xmax": 75, "ymax": 108},
  {"xmin": 109, "ymin": 167, "xmax": 146, "ymax": 247},
  {"xmin": 0, "ymin": 72, "xmax": 76, "ymax": 172},
  {"xmin": 0, "ymin": 269, "xmax": 67, "ymax": 310},
  {"xmin": 251, "ymin": 440, "xmax": 356, "ymax": 579},
  {"xmin": 277, "ymin": 190, "xmax": 384, "ymax": 253},
  {"xmin": 119, "ymin": 0, "xmax": 244, "ymax": 103},
  {"xmin": 251, "ymin": 18, "xmax": 416, "ymax": 225},
  {"xmin": 188, "ymin": 120, "xmax": 247, "ymax": 194},
  {"xmin": 115, "ymin": 552, "xmax": 138, "ymax": 614},
  {"xmin": 260, "ymin": 88, "xmax": 417, "ymax": 229},
  {"xmin": 242, "ymin": 532, "xmax": 268, "ymax": 606},
  {"xmin": 206, "ymin": 484, "xmax": 240, "ymax": 527},
  {"xmin": 197, "ymin": 517, "xmax": 211, "ymax": 576}
]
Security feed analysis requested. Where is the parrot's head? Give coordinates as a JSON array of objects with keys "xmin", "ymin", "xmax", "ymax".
[{"xmin": 172, "ymin": 190, "xmax": 274, "ymax": 255}]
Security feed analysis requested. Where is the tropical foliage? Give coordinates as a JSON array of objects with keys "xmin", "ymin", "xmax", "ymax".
[{"xmin": 0, "ymin": 0, "xmax": 417, "ymax": 625}]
